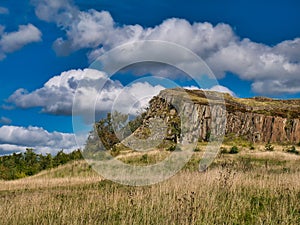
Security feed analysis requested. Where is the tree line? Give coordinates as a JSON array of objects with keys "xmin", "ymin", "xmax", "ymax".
[
  {"xmin": 1, "ymin": 111, "xmax": 144, "ymax": 181},
  {"xmin": 0, "ymin": 148, "xmax": 83, "ymax": 180}
]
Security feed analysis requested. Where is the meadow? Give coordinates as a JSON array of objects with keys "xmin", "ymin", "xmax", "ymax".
[{"xmin": 0, "ymin": 147, "xmax": 299, "ymax": 224}]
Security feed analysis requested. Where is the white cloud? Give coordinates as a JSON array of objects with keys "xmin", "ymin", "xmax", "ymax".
[
  {"xmin": 8, "ymin": 69, "xmax": 165, "ymax": 119},
  {"xmin": 184, "ymin": 85, "xmax": 236, "ymax": 96},
  {"xmin": 0, "ymin": 125, "xmax": 77, "ymax": 155},
  {"xmin": 116, "ymin": 82, "xmax": 165, "ymax": 115},
  {"xmin": 31, "ymin": 0, "xmax": 236, "ymax": 59},
  {"xmin": 0, "ymin": 7, "xmax": 9, "ymax": 15},
  {"xmin": 0, "ymin": 144, "xmax": 27, "ymax": 154},
  {"xmin": 251, "ymin": 79, "xmax": 300, "ymax": 95},
  {"xmin": 8, "ymin": 69, "xmax": 110, "ymax": 115},
  {"xmin": 31, "ymin": 0, "xmax": 76, "ymax": 23},
  {"xmin": 31, "ymin": 0, "xmax": 300, "ymax": 96},
  {"xmin": 0, "ymin": 116, "xmax": 12, "ymax": 125},
  {"xmin": 0, "ymin": 24, "xmax": 42, "ymax": 59},
  {"xmin": 274, "ymin": 38, "xmax": 300, "ymax": 62},
  {"xmin": 209, "ymin": 85, "xmax": 236, "ymax": 97},
  {"xmin": 205, "ymin": 39, "xmax": 300, "ymax": 95}
]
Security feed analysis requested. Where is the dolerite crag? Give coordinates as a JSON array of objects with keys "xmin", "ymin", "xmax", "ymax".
[{"xmin": 136, "ymin": 88, "xmax": 300, "ymax": 144}]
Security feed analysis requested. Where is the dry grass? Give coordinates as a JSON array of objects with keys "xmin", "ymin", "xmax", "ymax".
[{"xmin": 0, "ymin": 152, "xmax": 300, "ymax": 225}]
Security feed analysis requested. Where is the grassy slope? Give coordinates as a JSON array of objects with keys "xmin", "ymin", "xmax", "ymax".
[{"xmin": 1, "ymin": 148, "xmax": 300, "ymax": 224}]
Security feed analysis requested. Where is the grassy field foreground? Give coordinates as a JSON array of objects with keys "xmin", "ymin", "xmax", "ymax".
[{"xmin": 0, "ymin": 151, "xmax": 300, "ymax": 224}]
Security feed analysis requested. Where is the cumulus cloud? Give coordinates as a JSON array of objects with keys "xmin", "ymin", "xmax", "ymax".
[
  {"xmin": 31, "ymin": 0, "xmax": 300, "ymax": 96},
  {"xmin": 31, "ymin": 0, "xmax": 77, "ymax": 23},
  {"xmin": 184, "ymin": 85, "xmax": 236, "ymax": 97},
  {"xmin": 209, "ymin": 85, "xmax": 236, "ymax": 97},
  {"xmin": 8, "ymin": 69, "xmax": 103, "ymax": 115},
  {"xmin": 251, "ymin": 79, "xmax": 300, "ymax": 95},
  {"xmin": 0, "ymin": 144, "xmax": 28, "ymax": 154},
  {"xmin": 0, "ymin": 116, "xmax": 12, "ymax": 125},
  {"xmin": 8, "ymin": 69, "xmax": 165, "ymax": 119},
  {"xmin": 31, "ymin": 0, "xmax": 235, "ymax": 59},
  {"xmin": 0, "ymin": 24, "xmax": 42, "ymax": 59},
  {"xmin": 0, "ymin": 125, "xmax": 77, "ymax": 155}
]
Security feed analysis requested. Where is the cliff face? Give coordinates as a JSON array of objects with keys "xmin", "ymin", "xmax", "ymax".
[{"xmin": 142, "ymin": 88, "xmax": 300, "ymax": 144}]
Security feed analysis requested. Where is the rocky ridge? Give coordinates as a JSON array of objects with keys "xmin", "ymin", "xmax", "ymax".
[{"xmin": 135, "ymin": 88, "xmax": 300, "ymax": 144}]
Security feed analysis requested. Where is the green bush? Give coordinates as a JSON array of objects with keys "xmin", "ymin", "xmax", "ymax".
[
  {"xmin": 264, "ymin": 143, "xmax": 274, "ymax": 151},
  {"xmin": 229, "ymin": 146, "xmax": 239, "ymax": 154},
  {"xmin": 141, "ymin": 154, "xmax": 149, "ymax": 163},
  {"xmin": 220, "ymin": 147, "xmax": 228, "ymax": 154},
  {"xmin": 285, "ymin": 146, "xmax": 299, "ymax": 155},
  {"xmin": 110, "ymin": 146, "xmax": 120, "ymax": 157},
  {"xmin": 167, "ymin": 145, "xmax": 176, "ymax": 152},
  {"xmin": 193, "ymin": 147, "xmax": 201, "ymax": 152}
]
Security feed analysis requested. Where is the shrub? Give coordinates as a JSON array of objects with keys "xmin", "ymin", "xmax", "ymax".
[
  {"xmin": 220, "ymin": 147, "xmax": 227, "ymax": 154},
  {"xmin": 249, "ymin": 144, "xmax": 255, "ymax": 150},
  {"xmin": 229, "ymin": 146, "xmax": 239, "ymax": 154},
  {"xmin": 158, "ymin": 140, "xmax": 173, "ymax": 150},
  {"xmin": 141, "ymin": 154, "xmax": 149, "ymax": 163},
  {"xmin": 167, "ymin": 145, "xmax": 176, "ymax": 152},
  {"xmin": 205, "ymin": 131, "xmax": 211, "ymax": 142},
  {"xmin": 285, "ymin": 146, "xmax": 299, "ymax": 155},
  {"xmin": 110, "ymin": 146, "xmax": 120, "ymax": 157},
  {"xmin": 264, "ymin": 143, "xmax": 274, "ymax": 151},
  {"xmin": 193, "ymin": 147, "xmax": 201, "ymax": 152}
]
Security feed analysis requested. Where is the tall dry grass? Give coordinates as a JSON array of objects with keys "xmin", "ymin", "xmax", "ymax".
[{"xmin": 0, "ymin": 156, "xmax": 299, "ymax": 224}]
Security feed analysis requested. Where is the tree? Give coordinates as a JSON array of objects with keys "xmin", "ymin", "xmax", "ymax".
[
  {"xmin": 69, "ymin": 149, "xmax": 83, "ymax": 160},
  {"xmin": 40, "ymin": 153, "xmax": 53, "ymax": 170},
  {"xmin": 24, "ymin": 148, "xmax": 40, "ymax": 175},
  {"xmin": 53, "ymin": 150, "xmax": 69, "ymax": 166},
  {"xmin": 94, "ymin": 112, "xmax": 121, "ymax": 150}
]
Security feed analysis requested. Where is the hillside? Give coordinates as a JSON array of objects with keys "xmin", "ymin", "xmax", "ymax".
[{"xmin": 1, "ymin": 151, "xmax": 300, "ymax": 224}]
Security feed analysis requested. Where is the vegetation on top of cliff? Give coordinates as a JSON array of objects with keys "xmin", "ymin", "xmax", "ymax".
[{"xmin": 159, "ymin": 88, "xmax": 300, "ymax": 118}]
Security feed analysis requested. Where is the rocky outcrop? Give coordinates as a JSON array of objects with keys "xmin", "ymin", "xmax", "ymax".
[
  {"xmin": 225, "ymin": 111, "xmax": 300, "ymax": 143},
  {"xmin": 141, "ymin": 88, "xmax": 300, "ymax": 144}
]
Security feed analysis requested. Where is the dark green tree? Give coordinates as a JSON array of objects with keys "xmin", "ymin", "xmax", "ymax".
[
  {"xmin": 40, "ymin": 153, "xmax": 53, "ymax": 170},
  {"xmin": 53, "ymin": 150, "xmax": 69, "ymax": 166},
  {"xmin": 24, "ymin": 148, "xmax": 40, "ymax": 175}
]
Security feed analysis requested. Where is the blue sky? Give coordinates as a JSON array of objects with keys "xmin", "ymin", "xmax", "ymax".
[{"xmin": 0, "ymin": 0, "xmax": 300, "ymax": 155}]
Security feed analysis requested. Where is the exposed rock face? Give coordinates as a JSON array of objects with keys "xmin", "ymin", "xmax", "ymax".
[
  {"xmin": 225, "ymin": 111, "xmax": 300, "ymax": 143},
  {"xmin": 143, "ymin": 88, "xmax": 300, "ymax": 144}
]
